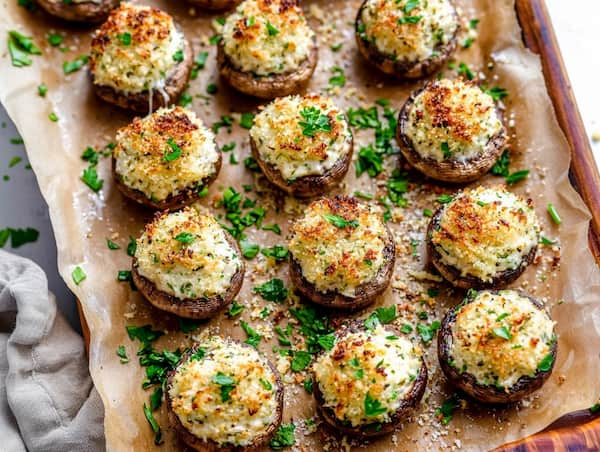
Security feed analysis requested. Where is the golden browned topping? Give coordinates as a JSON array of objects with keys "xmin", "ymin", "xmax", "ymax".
[
  {"xmin": 430, "ymin": 186, "xmax": 540, "ymax": 281},
  {"xmin": 90, "ymin": 3, "xmax": 184, "ymax": 93},
  {"xmin": 114, "ymin": 106, "xmax": 219, "ymax": 202},
  {"xmin": 288, "ymin": 196, "xmax": 388, "ymax": 296},
  {"xmin": 405, "ymin": 79, "xmax": 503, "ymax": 161}
]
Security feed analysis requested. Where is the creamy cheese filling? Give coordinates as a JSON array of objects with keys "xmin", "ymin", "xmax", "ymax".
[
  {"xmin": 221, "ymin": 0, "xmax": 315, "ymax": 76},
  {"xmin": 288, "ymin": 197, "xmax": 387, "ymax": 297},
  {"xmin": 405, "ymin": 79, "xmax": 503, "ymax": 162},
  {"xmin": 135, "ymin": 208, "xmax": 241, "ymax": 300},
  {"xmin": 313, "ymin": 325, "xmax": 422, "ymax": 427},
  {"xmin": 91, "ymin": 3, "xmax": 185, "ymax": 94},
  {"xmin": 359, "ymin": 0, "xmax": 458, "ymax": 62},
  {"xmin": 114, "ymin": 106, "xmax": 219, "ymax": 202},
  {"xmin": 250, "ymin": 95, "xmax": 352, "ymax": 180},
  {"xmin": 169, "ymin": 337, "xmax": 279, "ymax": 447},
  {"xmin": 430, "ymin": 186, "xmax": 540, "ymax": 282},
  {"xmin": 449, "ymin": 290, "xmax": 555, "ymax": 388}
]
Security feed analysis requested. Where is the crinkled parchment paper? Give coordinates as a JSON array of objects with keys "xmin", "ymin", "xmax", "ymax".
[{"xmin": 1, "ymin": 0, "xmax": 600, "ymax": 449}]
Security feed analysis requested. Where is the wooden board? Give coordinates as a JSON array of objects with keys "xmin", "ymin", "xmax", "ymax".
[
  {"xmin": 493, "ymin": 0, "xmax": 600, "ymax": 450},
  {"xmin": 74, "ymin": 0, "xmax": 600, "ymax": 448}
]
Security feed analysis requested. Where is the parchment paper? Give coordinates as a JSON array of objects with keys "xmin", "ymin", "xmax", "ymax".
[{"xmin": 1, "ymin": 0, "xmax": 600, "ymax": 450}]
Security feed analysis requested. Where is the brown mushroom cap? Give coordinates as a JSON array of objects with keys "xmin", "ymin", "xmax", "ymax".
[
  {"xmin": 132, "ymin": 231, "xmax": 244, "ymax": 319},
  {"xmin": 36, "ymin": 0, "xmax": 119, "ymax": 23},
  {"xmin": 313, "ymin": 321, "xmax": 428, "ymax": 437},
  {"xmin": 437, "ymin": 290, "xmax": 557, "ymax": 404},
  {"xmin": 92, "ymin": 37, "xmax": 193, "ymax": 114},
  {"xmin": 289, "ymin": 194, "xmax": 396, "ymax": 310},
  {"xmin": 112, "ymin": 150, "xmax": 222, "ymax": 211},
  {"xmin": 217, "ymin": 38, "xmax": 318, "ymax": 99},
  {"xmin": 397, "ymin": 83, "xmax": 507, "ymax": 183},
  {"xmin": 165, "ymin": 341, "xmax": 284, "ymax": 450},
  {"xmin": 249, "ymin": 128, "xmax": 353, "ymax": 198},
  {"xmin": 426, "ymin": 206, "xmax": 538, "ymax": 289},
  {"xmin": 354, "ymin": 0, "xmax": 459, "ymax": 79}
]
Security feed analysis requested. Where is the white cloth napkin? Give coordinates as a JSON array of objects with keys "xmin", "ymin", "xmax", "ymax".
[{"xmin": 0, "ymin": 250, "xmax": 104, "ymax": 452}]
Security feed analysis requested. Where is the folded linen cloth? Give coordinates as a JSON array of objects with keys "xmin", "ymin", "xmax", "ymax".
[{"xmin": 0, "ymin": 250, "xmax": 104, "ymax": 452}]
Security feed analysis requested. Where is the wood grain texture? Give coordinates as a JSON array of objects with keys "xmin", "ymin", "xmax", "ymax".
[{"xmin": 495, "ymin": 1, "xmax": 600, "ymax": 450}]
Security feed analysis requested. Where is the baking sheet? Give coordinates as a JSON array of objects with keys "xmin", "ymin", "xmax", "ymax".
[{"xmin": 2, "ymin": 0, "xmax": 600, "ymax": 450}]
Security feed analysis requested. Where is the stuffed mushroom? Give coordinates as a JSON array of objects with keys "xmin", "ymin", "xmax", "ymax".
[
  {"xmin": 397, "ymin": 79, "xmax": 506, "ymax": 183},
  {"xmin": 355, "ymin": 0, "xmax": 459, "ymax": 79},
  {"xmin": 186, "ymin": 0, "xmax": 242, "ymax": 11},
  {"xmin": 426, "ymin": 186, "xmax": 540, "ymax": 289},
  {"xmin": 313, "ymin": 321, "xmax": 427, "ymax": 437},
  {"xmin": 113, "ymin": 106, "xmax": 221, "ymax": 210},
  {"xmin": 90, "ymin": 3, "xmax": 193, "ymax": 113},
  {"xmin": 166, "ymin": 336, "xmax": 284, "ymax": 450},
  {"xmin": 218, "ymin": 0, "xmax": 318, "ymax": 99},
  {"xmin": 36, "ymin": 0, "xmax": 119, "ymax": 23},
  {"xmin": 132, "ymin": 208, "xmax": 244, "ymax": 319},
  {"xmin": 288, "ymin": 196, "xmax": 395, "ymax": 310},
  {"xmin": 438, "ymin": 289, "xmax": 557, "ymax": 404},
  {"xmin": 249, "ymin": 94, "xmax": 353, "ymax": 197}
]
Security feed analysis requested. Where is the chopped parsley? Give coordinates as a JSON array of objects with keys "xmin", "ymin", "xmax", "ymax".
[
  {"xmin": 172, "ymin": 49, "xmax": 184, "ymax": 62},
  {"xmin": 290, "ymin": 350, "xmax": 312, "ymax": 371},
  {"xmin": 323, "ymin": 213, "xmax": 358, "ymax": 229},
  {"xmin": 547, "ymin": 203, "xmax": 562, "ymax": 225},
  {"xmin": 143, "ymin": 404, "xmax": 162, "ymax": 445},
  {"xmin": 469, "ymin": 18, "xmax": 480, "ymax": 29},
  {"xmin": 178, "ymin": 318, "xmax": 202, "ymax": 333},
  {"xmin": 457, "ymin": 62, "xmax": 474, "ymax": 80},
  {"xmin": 0, "ymin": 227, "xmax": 39, "ymax": 248},
  {"xmin": 191, "ymin": 51, "xmax": 209, "ymax": 79},
  {"xmin": 491, "ymin": 325, "xmax": 512, "ymax": 340},
  {"xmin": 441, "ymin": 142, "xmax": 451, "ymax": 158},
  {"xmin": 354, "ymin": 190, "xmax": 373, "ymax": 200},
  {"xmin": 364, "ymin": 393, "xmax": 387, "ymax": 417},
  {"xmin": 240, "ymin": 320, "xmax": 262, "ymax": 348},
  {"xmin": 404, "ymin": 0, "xmax": 420, "ymax": 13},
  {"xmin": 240, "ymin": 240, "xmax": 260, "ymax": 259},
  {"xmin": 331, "ymin": 43, "xmax": 343, "ymax": 52},
  {"xmin": 398, "ymin": 15, "xmax": 422, "ymax": 24},
  {"xmin": 269, "ymin": 422, "xmax": 295, "ymax": 449},
  {"xmin": 244, "ymin": 156, "xmax": 261, "ymax": 172},
  {"xmin": 289, "ymin": 306, "xmax": 334, "ymax": 354},
  {"xmin": 117, "ymin": 270, "xmax": 132, "ymax": 282},
  {"xmin": 8, "ymin": 30, "xmax": 41, "ymax": 67},
  {"xmin": 106, "ymin": 239, "xmax": 120, "ymax": 250},
  {"xmin": 298, "ymin": 107, "xmax": 332, "ymax": 137},
  {"xmin": 537, "ymin": 353, "xmax": 554, "ymax": 372},
  {"xmin": 212, "ymin": 372, "xmax": 236, "ymax": 402},
  {"xmin": 212, "ymin": 115, "xmax": 234, "ymax": 133},
  {"xmin": 48, "ymin": 112, "xmax": 59, "ymax": 122},
  {"xmin": 437, "ymin": 194, "xmax": 453, "ymax": 204},
  {"xmin": 387, "ymin": 169, "xmax": 409, "ymax": 207},
  {"xmin": 206, "ymin": 83, "xmax": 218, "ymax": 94},
  {"xmin": 400, "ymin": 324, "xmax": 413, "ymax": 334},
  {"xmin": 116, "ymin": 345, "xmax": 129, "ymax": 364},
  {"xmin": 117, "ymin": 32, "xmax": 132, "ymax": 46},
  {"xmin": 71, "ymin": 266, "xmax": 86, "ymax": 285},
  {"xmin": 506, "ymin": 169, "xmax": 529, "ymax": 185},
  {"xmin": 355, "ymin": 145, "xmax": 383, "ymax": 177},
  {"xmin": 262, "ymin": 223, "xmax": 281, "ymax": 234},
  {"xmin": 8, "ymin": 156, "xmax": 22, "ymax": 168},
  {"xmin": 63, "ymin": 55, "xmax": 89, "ymax": 74},
  {"xmin": 240, "ymin": 112, "xmax": 255, "ymax": 129},
  {"xmin": 47, "ymin": 33, "xmax": 63, "ymax": 46},
  {"xmin": 253, "ymin": 278, "xmax": 288, "ymax": 302},
  {"xmin": 81, "ymin": 165, "xmax": 103, "ymax": 192},
  {"xmin": 303, "ymin": 377, "xmax": 313, "ymax": 393},
  {"xmin": 436, "ymin": 394, "xmax": 461, "ymax": 424},
  {"xmin": 490, "ymin": 149, "xmax": 510, "ymax": 177},
  {"xmin": 329, "ymin": 66, "xmax": 346, "ymax": 87},
  {"xmin": 260, "ymin": 378, "xmax": 273, "ymax": 390},
  {"xmin": 417, "ymin": 320, "xmax": 441, "ymax": 344},
  {"xmin": 127, "ymin": 236, "xmax": 137, "ymax": 257},
  {"xmin": 483, "ymin": 85, "xmax": 509, "ymax": 101},
  {"xmin": 163, "ymin": 138, "xmax": 182, "ymax": 162},
  {"xmin": 261, "ymin": 245, "xmax": 288, "ymax": 260},
  {"xmin": 266, "ymin": 20, "xmax": 279, "ymax": 36},
  {"xmin": 174, "ymin": 232, "xmax": 195, "ymax": 244},
  {"xmin": 37, "ymin": 83, "xmax": 47, "ymax": 97},
  {"xmin": 226, "ymin": 301, "xmax": 244, "ymax": 318},
  {"xmin": 541, "ymin": 236, "xmax": 556, "ymax": 246}
]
